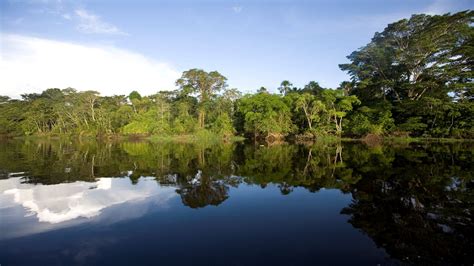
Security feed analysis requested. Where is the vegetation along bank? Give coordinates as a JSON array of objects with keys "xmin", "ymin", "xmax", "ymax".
[{"xmin": 1, "ymin": 11, "xmax": 472, "ymax": 140}]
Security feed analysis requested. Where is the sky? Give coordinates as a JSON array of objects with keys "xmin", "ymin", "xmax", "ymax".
[{"xmin": 1, "ymin": 0, "xmax": 472, "ymax": 98}]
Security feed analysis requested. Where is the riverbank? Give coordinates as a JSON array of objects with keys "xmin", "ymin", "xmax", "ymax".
[
  {"xmin": 0, "ymin": 132, "xmax": 246, "ymax": 144},
  {"xmin": 2, "ymin": 132, "xmax": 473, "ymax": 145}
]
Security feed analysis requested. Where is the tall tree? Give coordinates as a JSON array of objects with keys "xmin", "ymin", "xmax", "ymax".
[
  {"xmin": 302, "ymin": 81, "xmax": 324, "ymax": 96},
  {"xmin": 340, "ymin": 11, "xmax": 473, "ymax": 137},
  {"xmin": 176, "ymin": 69, "xmax": 227, "ymax": 128},
  {"xmin": 237, "ymin": 92, "xmax": 294, "ymax": 138},
  {"xmin": 340, "ymin": 11, "xmax": 473, "ymax": 103},
  {"xmin": 294, "ymin": 93, "xmax": 326, "ymax": 131},
  {"xmin": 278, "ymin": 80, "xmax": 294, "ymax": 95},
  {"xmin": 321, "ymin": 90, "xmax": 360, "ymax": 135}
]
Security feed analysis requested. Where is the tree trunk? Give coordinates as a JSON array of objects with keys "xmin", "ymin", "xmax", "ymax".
[
  {"xmin": 339, "ymin": 117, "xmax": 343, "ymax": 135},
  {"xmin": 91, "ymin": 105, "xmax": 95, "ymax": 121},
  {"xmin": 448, "ymin": 115, "xmax": 455, "ymax": 135},
  {"xmin": 198, "ymin": 110, "xmax": 205, "ymax": 128},
  {"xmin": 333, "ymin": 114, "xmax": 341, "ymax": 135},
  {"xmin": 303, "ymin": 106, "xmax": 312, "ymax": 129}
]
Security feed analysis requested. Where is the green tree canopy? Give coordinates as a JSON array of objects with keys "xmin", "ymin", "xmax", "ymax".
[{"xmin": 176, "ymin": 69, "xmax": 228, "ymax": 128}]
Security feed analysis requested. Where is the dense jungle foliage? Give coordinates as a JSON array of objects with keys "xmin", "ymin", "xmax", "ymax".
[{"xmin": 0, "ymin": 11, "xmax": 472, "ymax": 139}]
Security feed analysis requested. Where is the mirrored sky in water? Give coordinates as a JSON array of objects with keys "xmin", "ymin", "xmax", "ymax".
[
  {"xmin": 0, "ymin": 140, "xmax": 472, "ymax": 265},
  {"xmin": 0, "ymin": 177, "xmax": 177, "ymax": 239}
]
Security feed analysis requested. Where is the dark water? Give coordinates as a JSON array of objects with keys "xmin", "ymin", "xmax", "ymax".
[{"xmin": 0, "ymin": 140, "xmax": 472, "ymax": 265}]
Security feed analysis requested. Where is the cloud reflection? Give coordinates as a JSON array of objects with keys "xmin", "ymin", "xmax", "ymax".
[{"xmin": 0, "ymin": 177, "xmax": 177, "ymax": 238}]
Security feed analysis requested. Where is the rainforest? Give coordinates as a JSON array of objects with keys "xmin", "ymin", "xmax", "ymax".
[{"xmin": 1, "ymin": 11, "xmax": 473, "ymax": 141}]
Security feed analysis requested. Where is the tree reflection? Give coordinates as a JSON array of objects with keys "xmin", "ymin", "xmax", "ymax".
[
  {"xmin": 176, "ymin": 171, "xmax": 229, "ymax": 208},
  {"xmin": 341, "ymin": 142, "xmax": 474, "ymax": 264},
  {"xmin": 342, "ymin": 176, "xmax": 473, "ymax": 264},
  {"xmin": 0, "ymin": 139, "xmax": 472, "ymax": 263}
]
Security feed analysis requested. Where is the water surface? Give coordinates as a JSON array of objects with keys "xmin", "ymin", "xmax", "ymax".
[{"xmin": 0, "ymin": 140, "xmax": 472, "ymax": 265}]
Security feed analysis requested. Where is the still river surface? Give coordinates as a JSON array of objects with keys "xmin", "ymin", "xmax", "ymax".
[{"xmin": 0, "ymin": 140, "xmax": 472, "ymax": 265}]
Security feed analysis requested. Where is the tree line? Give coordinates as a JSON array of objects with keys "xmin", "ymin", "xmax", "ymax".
[{"xmin": 0, "ymin": 11, "xmax": 472, "ymax": 139}]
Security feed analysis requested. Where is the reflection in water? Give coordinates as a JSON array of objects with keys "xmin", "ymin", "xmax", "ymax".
[
  {"xmin": 0, "ymin": 140, "xmax": 472, "ymax": 264},
  {"xmin": 1, "ymin": 177, "xmax": 176, "ymax": 224},
  {"xmin": 176, "ymin": 170, "xmax": 230, "ymax": 208}
]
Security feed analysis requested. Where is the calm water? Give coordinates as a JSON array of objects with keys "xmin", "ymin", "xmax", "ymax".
[{"xmin": 0, "ymin": 140, "xmax": 472, "ymax": 265}]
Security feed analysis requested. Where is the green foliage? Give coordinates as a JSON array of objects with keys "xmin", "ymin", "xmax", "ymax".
[
  {"xmin": 340, "ymin": 11, "xmax": 473, "ymax": 138},
  {"xmin": 128, "ymin": 91, "xmax": 142, "ymax": 101},
  {"xmin": 398, "ymin": 117, "xmax": 428, "ymax": 133},
  {"xmin": 278, "ymin": 80, "xmax": 294, "ymax": 95},
  {"xmin": 1, "ymin": 11, "xmax": 473, "ymax": 141},
  {"xmin": 236, "ymin": 92, "xmax": 294, "ymax": 137},
  {"xmin": 172, "ymin": 99, "xmax": 197, "ymax": 134},
  {"xmin": 302, "ymin": 81, "xmax": 325, "ymax": 96},
  {"xmin": 122, "ymin": 120, "xmax": 151, "ymax": 134},
  {"xmin": 176, "ymin": 68, "xmax": 227, "ymax": 128},
  {"xmin": 294, "ymin": 93, "xmax": 326, "ymax": 131},
  {"xmin": 347, "ymin": 105, "xmax": 395, "ymax": 136},
  {"xmin": 210, "ymin": 113, "xmax": 235, "ymax": 136},
  {"xmin": 320, "ymin": 89, "xmax": 361, "ymax": 135}
]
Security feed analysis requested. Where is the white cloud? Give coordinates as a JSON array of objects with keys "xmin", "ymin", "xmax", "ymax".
[
  {"xmin": 75, "ymin": 8, "xmax": 127, "ymax": 35},
  {"xmin": 232, "ymin": 6, "xmax": 243, "ymax": 13},
  {"xmin": 0, "ymin": 34, "xmax": 181, "ymax": 98}
]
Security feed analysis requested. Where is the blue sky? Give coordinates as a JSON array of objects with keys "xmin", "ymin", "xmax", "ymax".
[{"xmin": 1, "ymin": 0, "xmax": 472, "ymax": 97}]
